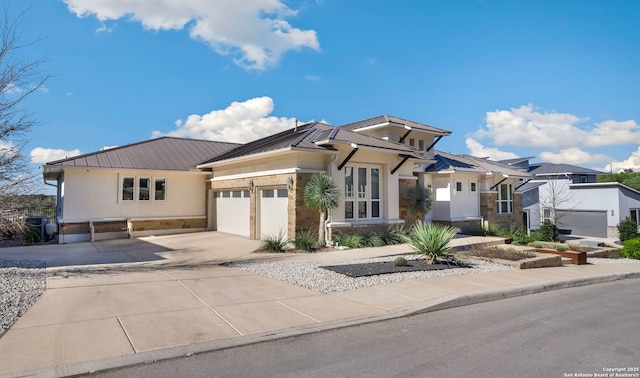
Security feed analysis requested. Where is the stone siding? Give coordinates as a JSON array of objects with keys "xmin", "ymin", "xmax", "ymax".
[
  {"xmin": 480, "ymin": 191, "xmax": 524, "ymax": 229},
  {"xmin": 131, "ymin": 218, "xmax": 206, "ymax": 232}
]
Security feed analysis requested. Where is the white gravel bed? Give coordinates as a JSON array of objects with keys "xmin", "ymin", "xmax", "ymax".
[
  {"xmin": 1, "ymin": 259, "xmax": 46, "ymax": 337},
  {"xmin": 588, "ymin": 257, "xmax": 640, "ymax": 264},
  {"xmin": 229, "ymin": 255, "xmax": 515, "ymax": 294}
]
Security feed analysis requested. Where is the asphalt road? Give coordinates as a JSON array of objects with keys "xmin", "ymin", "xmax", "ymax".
[{"xmin": 86, "ymin": 279, "xmax": 640, "ymax": 378}]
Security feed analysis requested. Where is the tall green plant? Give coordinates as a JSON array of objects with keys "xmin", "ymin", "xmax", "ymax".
[
  {"xmin": 408, "ymin": 221, "xmax": 457, "ymax": 264},
  {"xmin": 403, "ymin": 184, "xmax": 432, "ymax": 221},
  {"xmin": 617, "ymin": 217, "xmax": 639, "ymax": 242},
  {"xmin": 303, "ymin": 172, "xmax": 340, "ymax": 247}
]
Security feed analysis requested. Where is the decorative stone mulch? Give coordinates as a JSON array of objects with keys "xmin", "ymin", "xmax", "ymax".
[{"xmin": 321, "ymin": 259, "xmax": 471, "ymax": 278}]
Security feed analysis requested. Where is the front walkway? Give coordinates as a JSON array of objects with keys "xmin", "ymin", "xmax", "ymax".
[{"xmin": 0, "ymin": 232, "xmax": 637, "ymax": 377}]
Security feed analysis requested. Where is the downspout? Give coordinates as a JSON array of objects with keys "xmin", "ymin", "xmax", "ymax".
[{"xmin": 326, "ymin": 152, "xmax": 339, "ymax": 246}]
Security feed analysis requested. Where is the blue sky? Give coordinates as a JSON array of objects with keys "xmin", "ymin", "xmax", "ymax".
[{"xmin": 9, "ymin": 0, "xmax": 640, "ymax": 191}]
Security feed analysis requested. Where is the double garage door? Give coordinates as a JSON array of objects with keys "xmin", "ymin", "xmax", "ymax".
[
  {"xmin": 215, "ymin": 188, "xmax": 288, "ymax": 238},
  {"xmin": 556, "ymin": 209, "xmax": 607, "ymax": 238}
]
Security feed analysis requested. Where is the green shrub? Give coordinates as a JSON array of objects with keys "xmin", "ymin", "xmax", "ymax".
[
  {"xmin": 258, "ymin": 231, "xmax": 289, "ymax": 252},
  {"xmin": 483, "ymin": 223, "xmax": 505, "ymax": 237},
  {"xmin": 393, "ymin": 257, "xmax": 408, "ymax": 267},
  {"xmin": 334, "ymin": 233, "xmax": 364, "ymax": 249},
  {"xmin": 617, "ymin": 217, "xmax": 639, "ymax": 242},
  {"xmin": 534, "ymin": 243, "xmax": 543, "ymax": 249},
  {"xmin": 538, "ymin": 221, "xmax": 559, "ymax": 242},
  {"xmin": 555, "ymin": 244, "xmax": 566, "ymax": 252},
  {"xmin": 379, "ymin": 225, "xmax": 409, "ymax": 245},
  {"xmin": 620, "ymin": 238, "xmax": 640, "ymax": 259},
  {"xmin": 293, "ymin": 229, "xmax": 317, "ymax": 252},
  {"xmin": 408, "ymin": 221, "xmax": 458, "ymax": 264},
  {"xmin": 363, "ymin": 232, "xmax": 385, "ymax": 247}
]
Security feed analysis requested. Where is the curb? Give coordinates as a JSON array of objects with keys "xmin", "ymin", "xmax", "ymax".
[{"xmin": 4, "ymin": 272, "xmax": 640, "ymax": 378}]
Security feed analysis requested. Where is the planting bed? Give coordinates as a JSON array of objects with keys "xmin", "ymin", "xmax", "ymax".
[{"xmin": 321, "ymin": 259, "xmax": 470, "ymax": 277}]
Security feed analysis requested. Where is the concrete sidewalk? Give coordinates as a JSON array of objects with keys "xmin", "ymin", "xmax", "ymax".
[{"xmin": 0, "ymin": 233, "xmax": 638, "ymax": 378}]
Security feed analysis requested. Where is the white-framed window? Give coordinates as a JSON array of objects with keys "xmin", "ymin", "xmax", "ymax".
[
  {"xmin": 470, "ymin": 182, "xmax": 477, "ymax": 192},
  {"xmin": 456, "ymin": 182, "xmax": 462, "ymax": 192},
  {"xmin": 345, "ymin": 165, "xmax": 381, "ymax": 220},
  {"xmin": 418, "ymin": 140, "xmax": 425, "ymax": 151},
  {"xmin": 122, "ymin": 177, "xmax": 134, "ymax": 201},
  {"xmin": 409, "ymin": 138, "xmax": 415, "ymax": 147},
  {"xmin": 121, "ymin": 176, "xmax": 166, "ymax": 202},
  {"xmin": 542, "ymin": 207, "xmax": 552, "ymax": 222},
  {"xmin": 154, "ymin": 178, "xmax": 166, "ymax": 201},
  {"xmin": 630, "ymin": 209, "xmax": 640, "ymax": 225},
  {"xmin": 497, "ymin": 183, "xmax": 513, "ymax": 214},
  {"xmin": 139, "ymin": 178, "xmax": 151, "ymax": 201}
]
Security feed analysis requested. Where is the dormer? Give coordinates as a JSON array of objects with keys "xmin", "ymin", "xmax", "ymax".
[{"xmin": 339, "ymin": 115, "xmax": 451, "ymax": 160}]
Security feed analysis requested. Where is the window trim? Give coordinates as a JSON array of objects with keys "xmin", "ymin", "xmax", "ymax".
[
  {"xmin": 345, "ymin": 165, "xmax": 382, "ymax": 220},
  {"xmin": 496, "ymin": 183, "xmax": 513, "ymax": 214}
]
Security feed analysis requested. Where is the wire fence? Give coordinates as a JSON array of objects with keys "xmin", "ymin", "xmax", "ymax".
[{"xmin": 0, "ymin": 206, "xmax": 57, "ymax": 223}]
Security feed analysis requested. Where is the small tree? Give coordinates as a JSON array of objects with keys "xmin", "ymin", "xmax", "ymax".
[
  {"xmin": 617, "ymin": 217, "xmax": 638, "ymax": 243},
  {"xmin": 539, "ymin": 176, "xmax": 576, "ymax": 227},
  {"xmin": 303, "ymin": 172, "xmax": 339, "ymax": 247},
  {"xmin": 403, "ymin": 183, "xmax": 432, "ymax": 222}
]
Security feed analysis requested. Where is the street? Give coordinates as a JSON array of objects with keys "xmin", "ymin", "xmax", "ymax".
[{"xmin": 87, "ymin": 279, "xmax": 640, "ymax": 378}]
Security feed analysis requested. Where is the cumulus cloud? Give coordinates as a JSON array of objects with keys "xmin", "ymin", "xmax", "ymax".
[
  {"xmin": 152, "ymin": 96, "xmax": 298, "ymax": 143},
  {"xmin": 64, "ymin": 0, "xmax": 320, "ymax": 70},
  {"xmin": 465, "ymin": 138, "xmax": 518, "ymax": 160},
  {"xmin": 539, "ymin": 148, "xmax": 610, "ymax": 165},
  {"xmin": 474, "ymin": 105, "xmax": 640, "ymax": 150},
  {"xmin": 604, "ymin": 146, "xmax": 640, "ymax": 172},
  {"xmin": 30, "ymin": 147, "xmax": 81, "ymax": 163}
]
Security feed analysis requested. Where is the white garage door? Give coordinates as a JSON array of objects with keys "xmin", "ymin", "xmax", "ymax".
[
  {"xmin": 259, "ymin": 188, "xmax": 289, "ymax": 238},
  {"xmin": 216, "ymin": 190, "xmax": 250, "ymax": 237}
]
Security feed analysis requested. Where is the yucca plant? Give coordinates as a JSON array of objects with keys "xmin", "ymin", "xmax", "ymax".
[
  {"xmin": 334, "ymin": 233, "xmax": 364, "ymax": 249},
  {"xmin": 257, "ymin": 231, "xmax": 289, "ymax": 252},
  {"xmin": 408, "ymin": 221, "xmax": 458, "ymax": 264},
  {"xmin": 293, "ymin": 229, "xmax": 318, "ymax": 252},
  {"xmin": 303, "ymin": 172, "xmax": 340, "ymax": 247}
]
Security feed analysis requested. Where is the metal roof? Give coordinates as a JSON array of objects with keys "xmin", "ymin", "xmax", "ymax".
[
  {"xmin": 200, "ymin": 122, "xmax": 424, "ymax": 166},
  {"xmin": 529, "ymin": 163, "xmax": 604, "ymax": 176},
  {"xmin": 339, "ymin": 115, "xmax": 452, "ymax": 136},
  {"xmin": 425, "ymin": 151, "xmax": 533, "ymax": 178},
  {"xmin": 45, "ymin": 137, "xmax": 240, "ymax": 171}
]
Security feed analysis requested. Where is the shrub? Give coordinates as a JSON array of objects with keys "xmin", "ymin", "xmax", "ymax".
[
  {"xmin": 617, "ymin": 217, "xmax": 639, "ymax": 242},
  {"xmin": 293, "ymin": 229, "xmax": 318, "ymax": 252},
  {"xmin": 408, "ymin": 221, "xmax": 458, "ymax": 264},
  {"xmin": 334, "ymin": 233, "xmax": 364, "ymax": 249},
  {"xmin": 393, "ymin": 257, "xmax": 408, "ymax": 267},
  {"xmin": 538, "ymin": 221, "xmax": 559, "ymax": 242},
  {"xmin": 534, "ymin": 243, "xmax": 543, "ymax": 249},
  {"xmin": 379, "ymin": 225, "xmax": 409, "ymax": 245},
  {"xmin": 258, "ymin": 231, "xmax": 289, "ymax": 252},
  {"xmin": 620, "ymin": 238, "xmax": 640, "ymax": 259},
  {"xmin": 363, "ymin": 232, "xmax": 385, "ymax": 248},
  {"xmin": 555, "ymin": 245, "xmax": 566, "ymax": 252},
  {"xmin": 483, "ymin": 223, "xmax": 505, "ymax": 237}
]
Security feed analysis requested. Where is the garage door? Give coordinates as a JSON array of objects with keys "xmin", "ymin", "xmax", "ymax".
[
  {"xmin": 215, "ymin": 190, "xmax": 250, "ymax": 237},
  {"xmin": 259, "ymin": 188, "xmax": 289, "ymax": 238},
  {"xmin": 556, "ymin": 209, "xmax": 607, "ymax": 238}
]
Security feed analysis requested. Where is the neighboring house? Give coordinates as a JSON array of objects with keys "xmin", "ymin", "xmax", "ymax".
[
  {"xmin": 43, "ymin": 114, "xmax": 542, "ymax": 243},
  {"xmin": 43, "ymin": 137, "xmax": 239, "ymax": 243},
  {"xmin": 422, "ymin": 152, "xmax": 533, "ymax": 232},
  {"xmin": 515, "ymin": 162, "xmax": 640, "ymax": 238}
]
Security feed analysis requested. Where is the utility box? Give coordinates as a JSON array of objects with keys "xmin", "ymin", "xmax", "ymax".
[{"xmin": 25, "ymin": 216, "xmax": 50, "ymax": 243}]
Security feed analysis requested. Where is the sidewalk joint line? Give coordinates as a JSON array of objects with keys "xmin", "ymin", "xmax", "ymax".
[
  {"xmin": 276, "ymin": 301, "xmax": 322, "ymax": 323},
  {"xmin": 116, "ymin": 316, "xmax": 138, "ymax": 353},
  {"xmin": 159, "ymin": 272, "xmax": 244, "ymax": 336}
]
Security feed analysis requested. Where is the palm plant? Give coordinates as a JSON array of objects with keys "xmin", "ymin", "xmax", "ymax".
[
  {"xmin": 408, "ymin": 221, "xmax": 458, "ymax": 264},
  {"xmin": 403, "ymin": 184, "xmax": 432, "ymax": 222},
  {"xmin": 303, "ymin": 172, "xmax": 340, "ymax": 247}
]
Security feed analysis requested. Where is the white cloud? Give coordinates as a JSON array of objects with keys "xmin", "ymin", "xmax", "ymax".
[
  {"xmin": 64, "ymin": 0, "xmax": 320, "ymax": 70},
  {"xmin": 585, "ymin": 120, "xmax": 640, "ymax": 147},
  {"xmin": 30, "ymin": 147, "xmax": 81, "ymax": 163},
  {"xmin": 152, "ymin": 96, "xmax": 297, "ymax": 143},
  {"xmin": 465, "ymin": 138, "xmax": 518, "ymax": 160},
  {"xmin": 539, "ymin": 148, "xmax": 610, "ymax": 165},
  {"xmin": 603, "ymin": 146, "xmax": 640, "ymax": 172}
]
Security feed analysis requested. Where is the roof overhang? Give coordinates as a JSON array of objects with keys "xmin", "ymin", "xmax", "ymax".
[{"xmin": 197, "ymin": 146, "xmax": 337, "ymax": 169}]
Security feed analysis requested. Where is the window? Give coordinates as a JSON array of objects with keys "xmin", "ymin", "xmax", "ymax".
[
  {"xmin": 471, "ymin": 182, "xmax": 477, "ymax": 192},
  {"xmin": 277, "ymin": 189, "xmax": 288, "ymax": 198},
  {"xmin": 122, "ymin": 177, "xmax": 134, "ymax": 201},
  {"xmin": 154, "ymin": 178, "xmax": 166, "ymax": 201},
  {"xmin": 262, "ymin": 190, "xmax": 274, "ymax": 198},
  {"xmin": 456, "ymin": 182, "xmax": 462, "ymax": 192},
  {"xmin": 631, "ymin": 209, "xmax": 640, "ymax": 225},
  {"xmin": 497, "ymin": 183, "xmax": 513, "ymax": 214},
  {"xmin": 139, "ymin": 178, "xmax": 150, "ymax": 201},
  {"xmin": 345, "ymin": 166, "xmax": 381, "ymax": 220},
  {"xmin": 543, "ymin": 207, "xmax": 552, "ymax": 222},
  {"xmin": 232, "ymin": 191, "xmax": 242, "ymax": 198},
  {"xmin": 222, "ymin": 191, "xmax": 230, "ymax": 198},
  {"xmin": 409, "ymin": 138, "xmax": 415, "ymax": 147},
  {"xmin": 418, "ymin": 140, "xmax": 425, "ymax": 150},
  {"xmin": 580, "ymin": 176, "xmax": 588, "ymax": 183}
]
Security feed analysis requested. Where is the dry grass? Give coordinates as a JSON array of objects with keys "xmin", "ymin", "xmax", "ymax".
[{"xmin": 464, "ymin": 246, "xmax": 537, "ymax": 261}]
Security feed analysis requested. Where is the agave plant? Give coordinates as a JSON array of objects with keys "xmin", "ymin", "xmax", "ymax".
[{"xmin": 408, "ymin": 221, "xmax": 458, "ymax": 264}]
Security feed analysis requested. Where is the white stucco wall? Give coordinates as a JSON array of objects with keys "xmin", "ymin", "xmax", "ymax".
[{"xmin": 59, "ymin": 168, "xmax": 209, "ymax": 221}]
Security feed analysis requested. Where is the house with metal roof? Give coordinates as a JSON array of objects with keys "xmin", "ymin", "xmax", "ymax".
[
  {"xmin": 421, "ymin": 151, "xmax": 533, "ymax": 232},
  {"xmin": 43, "ymin": 137, "xmax": 240, "ymax": 243},
  {"xmin": 512, "ymin": 161, "xmax": 640, "ymax": 239}
]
